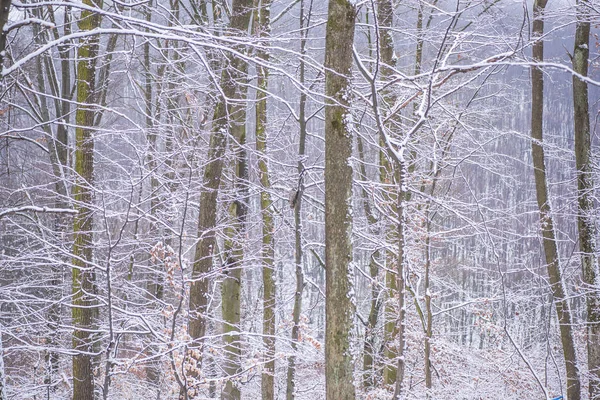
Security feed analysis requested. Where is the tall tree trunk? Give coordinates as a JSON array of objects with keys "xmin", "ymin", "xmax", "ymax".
[
  {"xmin": 29, "ymin": 7, "xmax": 72, "ymax": 391},
  {"xmin": 357, "ymin": 134, "xmax": 381, "ymax": 389},
  {"xmin": 142, "ymin": 1, "xmax": 166, "ymax": 393},
  {"xmin": 221, "ymin": 134, "xmax": 248, "ymax": 400},
  {"xmin": 218, "ymin": 2, "xmax": 252, "ymax": 399},
  {"xmin": 220, "ymin": 64, "xmax": 251, "ymax": 399},
  {"xmin": 413, "ymin": 3, "xmax": 434, "ymax": 391},
  {"xmin": 392, "ymin": 168, "xmax": 407, "ymax": 399},
  {"xmin": 287, "ymin": 0, "xmax": 308, "ymax": 398},
  {"xmin": 185, "ymin": 0, "xmax": 252, "ymax": 393},
  {"xmin": 572, "ymin": 1, "xmax": 600, "ymax": 396},
  {"xmin": 382, "ymin": 162, "xmax": 398, "ymax": 387},
  {"xmin": 72, "ymin": 0, "xmax": 102, "ymax": 398},
  {"xmin": 530, "ymin": 1, "xmax": 581, "ymax": 398},
  {"xmin": 324, "ymin": 0, "xmax": 356, "ymax": 399},
  {"xmin": 254, "ymin": 0, "xmax": 276, "ymax": 398},
  {"xmin": 357, "ymin": 9, "xmax": 382, "ymax": 391},
  {"xmin": 375, "ymin": 0, "xmax": 406, "ymax": 392}
]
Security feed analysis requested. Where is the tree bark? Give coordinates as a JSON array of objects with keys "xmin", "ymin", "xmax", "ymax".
[
  {"xmin": 392, "ymin": 167, "xmax": 407, "ymax": 399},
  {"xmin": 219, "ymin": 1, "xmax": 253, "ymax": 398},
  {"xmin": 254, "ymin": 0, "xmax": 276, "ymax": 398},
  {"xmin": 324, "ymin": 0, "xmax": 356, "ymax": 399},
  {"xmin": 357, "ymin": 134, "xmax": 381, "ymax": 389},
  {"xmin": 382, "ymin": 161, "xmax": 398, "ymax": 388},
  {"xmin": 424, "ymin": 217, "xmax": 433, "ymax": 390},
  {"xmin": 0, "ymin": 0, "xmax": 10, "ymax": 70},
  {"xmin": 530, "ymin": 1, "xmax": 581, "ymax": 398},
  {"xmin": 186, "ymin": 0, "xmax": 252, "ymax": 394},
  {"xmin": 72, "ymin": 0, "xmax": 102, "ymax": 398},
  {"xmin": 375, "ymin": 0, "xmax": 406, "ymax": 392},
  {"xmin": 143, "ymin": 1, "xmax": 168, "ymax": 393},
  {"xmin": 221, "ymin": 145, "xmax": 248, "ymax": 400},
  {"xmin": 572, "ymin": 1, "xmax": 600, "ymax": 396},
  {"xmin": 287, "ymin": 1, "xmax": 308, "ymax": 398},
  {"xmin": 28, "ymin": 9, "xmax": 72, "ymax": 392}
]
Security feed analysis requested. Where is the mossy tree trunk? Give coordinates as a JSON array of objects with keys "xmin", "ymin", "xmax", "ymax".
[
  {"xmin": 218, "ymin": 1, "xmax": 252, "ymax": 399},
  {"xmin": 185, "ymin": 0, "xmax": 252, "ymax": 395},
  {"xmin": 324, "ymin": 0, "xmax": 356, "ymax": 399},
  {"xmin": 72, "ymin": 0, "xmax": 102, "ymax": 398},
  {"xmin": 220, "ymin": 61, "xmax": 251, "ymax": 400},
  {"xmin": 254, "ymin": 0, "xmax": 276, "ymax": 398},
  {"xmin": 221, "ymin": 141, "xmax": 248, "ymax": 400}
]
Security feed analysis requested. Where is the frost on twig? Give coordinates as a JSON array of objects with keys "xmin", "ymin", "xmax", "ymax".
[{"xmin": 0, "ymin": 205, "xmax": 78, "ymax": 219}]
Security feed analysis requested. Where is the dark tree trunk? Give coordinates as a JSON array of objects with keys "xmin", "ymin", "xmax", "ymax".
[
  {"xmin": 286, "ymin": 1, "xmax": 308, "ymax": 398},
  {"xmin": 530, "ymin": 1, "xmax": 581, "ymax": 398},
  {"xmin": 324, "ymin": 0, "xmax": 356, "ymax": 399},
  {"xmin": 572, "ymin": 0, "xmax": 600, "ymax": 396},
  {"xmin": 185, "ymin": 0, "xmax": 252, "ymax": 395}
]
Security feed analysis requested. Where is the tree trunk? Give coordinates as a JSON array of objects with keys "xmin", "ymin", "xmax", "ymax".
[
  {"xmin": 530, "ymin": 1, "xmax": 581, "ymax": 398},
  {"xmin": 357, "ymin": 134, "xmax": 381, "ymax": 389},
  {"xmin": 392, "ymin": 167, "xmax": 407, "ymax": 399},
  {"xmin": 220, "ymin": 83, "xmax": 250, "ymax": 400},
  {"xmin": 287, "ymin": 1, "xmax": 308, "ymax": 397},
  {"xmin": 382, "ymin": 161, "xmax": 398, "ymax": 388},
  {"xmin": 29, "ymin": 8, "xmax": 72, "ymax": 391},
  {"xmin": 0, "ymin": 0, "xmax": 10, "ymax": 70},
  {"xmin": 413, "ymin": 3, "xmax": 433, "ymax": 391},
  {"xmin": 72, "ymin": 0, "xmax": 102, "ymax": 398},
  {"xmin": 324, "ymin": 0, "xmax": 356, "ymax": 399},
  {"xmin": 254, "ymin": 0, "xmax": 276, "ymax": 398},
  {"xmin": 219, "ymin": 1, "xmax": 253, "ymax": 398},
  {"xmin": 143, "ymin": 1, "xmax": 167, "ymax": 393},
  {"xmin": 221, "ymin": 155, "xmax": 247, "ymax": 400},
  {"xmin": 572, "ymin": 1, "xmax": 600, "ymax": 396},
  {"xmin": 424, "ymin": 218, "xmax": 432, "ymax": 390},
  {"xmin": 186, "ymin": 0, "xmax": 252, "ymax": 394},
  {"xmin": 375, "ymin": 0, "xmax": 406, "ymax": 392}
]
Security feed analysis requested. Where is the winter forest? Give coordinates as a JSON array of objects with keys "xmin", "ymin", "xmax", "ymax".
[{"xmin": 2, "ymin": 0, "xmax": 600, "ymax": 398}]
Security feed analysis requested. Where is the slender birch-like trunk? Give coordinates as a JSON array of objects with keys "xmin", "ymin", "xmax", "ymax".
[{"xmin": 287, "ymin": 1, "xmax": 309, "ymax": 397}]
